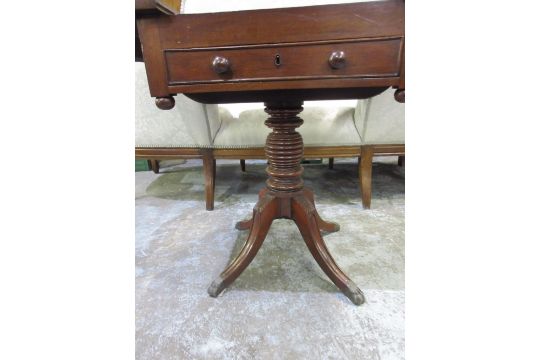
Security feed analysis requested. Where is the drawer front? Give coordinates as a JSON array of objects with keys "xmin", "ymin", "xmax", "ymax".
[{"xmin": 165, "ymin": 39, "xmax": 401, "ymax": 85}]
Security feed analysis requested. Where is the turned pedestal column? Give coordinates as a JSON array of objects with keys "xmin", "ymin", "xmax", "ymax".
[{"xmin": 208, "ymin": 101, "xmax": 365, "ymax": 305}]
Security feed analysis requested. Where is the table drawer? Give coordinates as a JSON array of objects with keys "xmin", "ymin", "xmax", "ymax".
[{"xmin": 165, "ymin": 39, "xmax": 401, "ymax": 85}]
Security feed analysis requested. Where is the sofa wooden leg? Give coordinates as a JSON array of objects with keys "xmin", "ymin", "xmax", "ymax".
[
  {"xmin": 203, "ymin": 154, "xmax": 215, "ymax": 211},
  {"xmin": 398, "ymin": 155, "xmax": 405, "ymax": 167},
  {"xmin": 213, "ymin": 159, "xmax": 216, "ymax": 194},
  {"xmin": 359, "ymin": 146, "xmax": 374, "ymax": 209},
  {"xmin": 328, "ymin": 157, "xmax": 334, "ymax": 169},
  {"xmin": 149, "ymin": 159, "xmax": 160, "ymax": 174},
  {"xmin": 240, "ymin": 159, "xmax": 246, "ymax": 172}
]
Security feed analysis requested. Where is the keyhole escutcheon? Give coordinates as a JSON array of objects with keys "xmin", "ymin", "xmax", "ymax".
[{"xmin": 274, "ymin": 54, "xmax": 281, "ymax": 67}]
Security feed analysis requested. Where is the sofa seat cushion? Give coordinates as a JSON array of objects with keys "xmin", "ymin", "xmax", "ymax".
[
  {"xmin": 213, "ymin": 106, "xmax": 361, "ymax": 148},
  {"xmin": 354, "ymin": 88, "xmax": 404, "ymax": 145}
]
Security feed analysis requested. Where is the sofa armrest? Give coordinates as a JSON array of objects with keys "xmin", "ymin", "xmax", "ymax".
[{"xmin": 353, "ymin": 88, "xmax": 405, "ymax": 145}]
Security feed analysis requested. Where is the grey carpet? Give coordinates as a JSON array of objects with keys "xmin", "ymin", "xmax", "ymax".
[{"xmin": 136, "ymin": 158, "xmax": 404, "ymax": 359}]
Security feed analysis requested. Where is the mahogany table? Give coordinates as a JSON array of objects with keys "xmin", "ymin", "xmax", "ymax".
[{"xmin": 136, "ymin": 0, "xmax": 405, "ymax": 305}]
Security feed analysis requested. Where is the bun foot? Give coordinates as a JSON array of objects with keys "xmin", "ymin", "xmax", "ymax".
[{"xmin": 155, "ymin": 95, "xmax": 175, "ymax": 110}]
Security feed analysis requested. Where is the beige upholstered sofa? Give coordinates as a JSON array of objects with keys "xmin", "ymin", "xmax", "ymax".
[{"xmin": 135, "ymin": 62, "xmax": 404, "ymax": 210}]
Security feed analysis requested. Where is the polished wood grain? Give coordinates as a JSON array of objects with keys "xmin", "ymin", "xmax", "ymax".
[
  {"xmin": 157, "ymin": 2, "xmax": 403, "ymax": 48},
  {"xmin": 263, "ymin": 103, "xmax": 305, "ymax": 192},
  {"xmin": 165, "ymin": 39, "xmax": 401, "ymax": 85},
  {"xmin": 208, "ymin": 190, "xmax": 279, "ymax": 297},
  {"xmin": 136, "ymin": 17, "xmax": 172, "ymax": 97},
  {"xmin": 292, "ymin": 193, "xmax": 364, "ymax": 305},
  {"xmin": 207, "ymin": 103, "xmax": 364, "ymax": 305},
  {"xmin": 136, "ymin": 1, "xmax": 405, "ymax": 305},
  {"xmin": 136, "ymin": 1, "xmax": 404, "ymax": 100}
]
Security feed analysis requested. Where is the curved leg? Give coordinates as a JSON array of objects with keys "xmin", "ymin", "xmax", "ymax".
[
  {"xmin": 235, "ymin": 188, "xmax": 269, "ymax": 230},
  {"xmin": 292, "ymin": 196, "xmax": 365, "ymax": 305},
  {"xmin": 208, "ymin": 194, "xmax": 278, "ymax": 297},
  {"xmin": 303, "ymin": 188, "xmax": 340, "ymax": 233}
]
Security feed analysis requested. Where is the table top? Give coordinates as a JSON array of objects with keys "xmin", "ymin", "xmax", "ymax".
[{"xmin": 136, "ymin": 1, "xmax": 404, "ymax": 106}]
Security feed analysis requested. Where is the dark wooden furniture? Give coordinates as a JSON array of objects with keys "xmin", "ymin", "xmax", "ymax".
[{"xmin": 136, "ymin": 1, "xmax": 404, "ymax": 305}]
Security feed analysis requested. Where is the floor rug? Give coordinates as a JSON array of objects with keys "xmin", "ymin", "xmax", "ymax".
[{"xmin": 136, "ymin": 159, "xmax": 404, "ymax": 359}]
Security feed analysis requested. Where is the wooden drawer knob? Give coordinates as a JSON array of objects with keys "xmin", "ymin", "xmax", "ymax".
[
  {"xmin": 212, "ymin": 56, "xmax": 231, "ymax": 74},
  {"xmin": 328, "ymin": 51, "xmax": 346, "ymax": 69}
]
